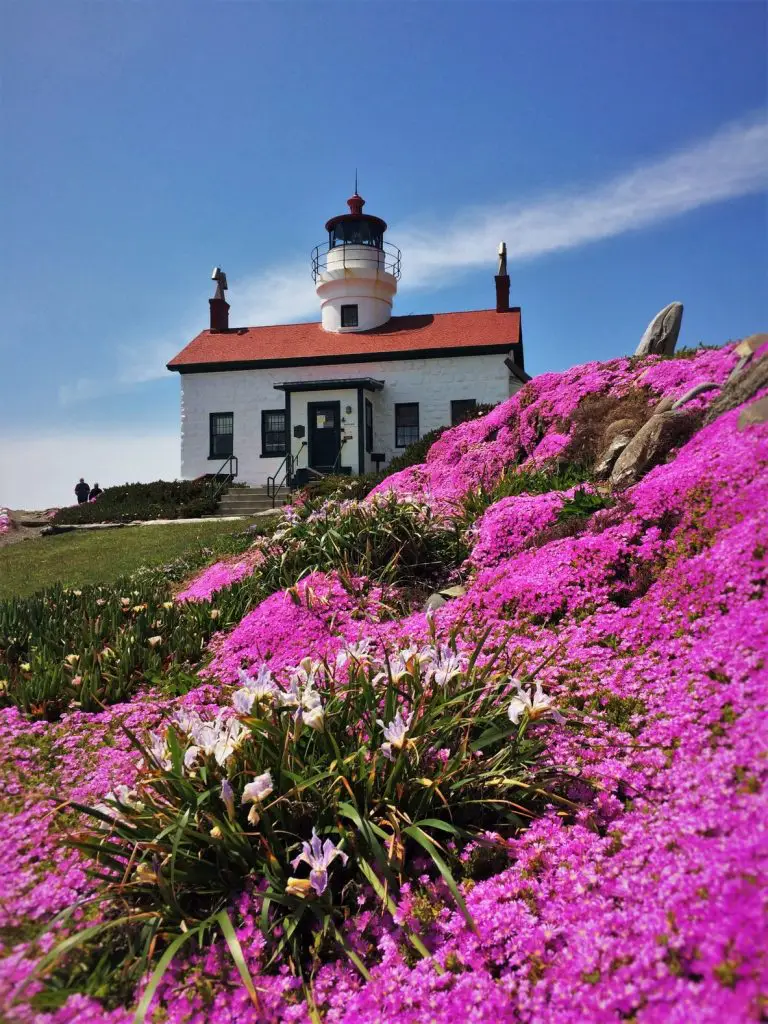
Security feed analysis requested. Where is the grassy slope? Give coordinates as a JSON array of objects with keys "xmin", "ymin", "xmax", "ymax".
[{"xmin": 0, "ymin": 520, "xmax": 252, "ymax": 599}]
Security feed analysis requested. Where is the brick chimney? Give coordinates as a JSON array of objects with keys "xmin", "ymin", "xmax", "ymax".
[
  {"xmin": 495, "ymin": 241, "xmax": 510, "ymax": 313},
  {"xmin": 209, "ymin": 267, "xmax": 230, "ymax": 331}
]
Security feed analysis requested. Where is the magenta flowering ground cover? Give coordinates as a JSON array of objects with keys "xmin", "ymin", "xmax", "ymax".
[{"xmin": 1, "ymin": 344, "xmax": 767, "ymax": 1023}]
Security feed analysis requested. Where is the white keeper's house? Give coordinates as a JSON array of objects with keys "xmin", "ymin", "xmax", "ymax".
[{"xmin": 167, "ymin": 191, "xmax": 528, "ymax": 490}]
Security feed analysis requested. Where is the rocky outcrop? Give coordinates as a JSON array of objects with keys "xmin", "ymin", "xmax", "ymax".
[
  {"xmin": 635, "ymin": 302, "xmax": 684, "ymax": 357},
  {"xmin": 738, "ymin": 395, "xmax": 768, "ymax": 431},
  {"xmin": 603, "ymin": 417, "xmax": 640, "ymax": 444},
  {"xmin": 703, "ymin": 353, "xmax": 768, "ymax": 426},
  {"xmin": 670, "ymin": 381, "xmax": 721, "ymax": 410},
  {"xmin": 610, "ymin": 410, "xmax": 699, "ymax": 489},
  {"xmin": 594, "ymin": 433, "xmax": 633, "ymax": 479}
]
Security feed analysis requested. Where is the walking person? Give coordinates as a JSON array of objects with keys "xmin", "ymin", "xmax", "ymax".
[
  {"xmin": 74, "ymin": 478, "xmax": 90, "ymax": 504},
  {"xmin": 89, "ymin": 482, "xmax": 103, "ymax": 500}
]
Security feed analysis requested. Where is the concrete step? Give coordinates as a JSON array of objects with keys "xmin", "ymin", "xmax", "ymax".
[
  {"xmin": 219, "ymin": 497, "xmax": 288, "ymax": 509},
  {"xmin": 215, "ymin": 487, "xmax": 290, "ymax": 517}
]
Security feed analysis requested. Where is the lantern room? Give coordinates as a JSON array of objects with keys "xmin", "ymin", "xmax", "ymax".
[{"xmin": 312, "ymin": 192, "xmax": 401, "ymax": 334}]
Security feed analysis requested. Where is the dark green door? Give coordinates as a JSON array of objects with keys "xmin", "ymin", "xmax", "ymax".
[{"xmin": 308, "ymin": 401, "xmax": 341, "ymax": 473}]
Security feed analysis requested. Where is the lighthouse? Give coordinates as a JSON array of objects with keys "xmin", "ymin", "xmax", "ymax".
[
  {"xmin": 170, "ymin": 186, "xmax": 525, "ymax": 490},
  {"xmin": 311, "ymin": 192, "xmax": 401, "ymax": 333}
]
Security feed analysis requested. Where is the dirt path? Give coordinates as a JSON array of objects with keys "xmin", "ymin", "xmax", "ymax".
[{"xmin": 0, "ymin": 511, "xmax": 49, "ymax": 549}]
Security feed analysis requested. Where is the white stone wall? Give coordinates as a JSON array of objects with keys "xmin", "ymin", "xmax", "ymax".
[{"xmin": 178, "ymin": 352, "xmax": 519, "ymax": 486}]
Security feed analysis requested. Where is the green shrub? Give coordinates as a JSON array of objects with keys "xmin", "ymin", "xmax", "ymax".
[
  {"xmin": 0, "ymin": 526, "xmax": 261, "ymax": 718},
  {"xmin": 300, "ymin": 473, "xmax": 382, "ymax": 503},
  {"xmin": 556, "ymin": 486, "xmax": 613, "ymax": 522},
  {"xmin": 385, "ymin": 426, "xmax": 449, "ymax": 476},
  {"xmin": 458, "ymin": 462, "xmax": 594, "ymax": 531},
  {"xmin": 264, "ymin": 492, "xmax": 464, "ymax": 592},
  {"xmin": 60, "ymin": 633, "xmax": 565, "ymax": 991},
  {"xmin": 0, "ymin": 579, "xmax": 248, "ymax": 718},
  {"xmin": 53, "ymin": 480, "xmax": 219, "ymax": 525}
]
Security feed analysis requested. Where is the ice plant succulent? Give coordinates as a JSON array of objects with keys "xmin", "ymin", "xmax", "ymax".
[{"xmin": 3, "ymin": 343, "xmax": 766, "ymax": 1024}]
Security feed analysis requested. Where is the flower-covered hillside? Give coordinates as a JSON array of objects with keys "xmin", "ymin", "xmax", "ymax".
[
  {"xmin": 370, "ymin": 344, "xmax": 742, "ymax": 508},
  {"xmin": 0, "ymin": 342, "xmax": 766, "ymax": 1024}
]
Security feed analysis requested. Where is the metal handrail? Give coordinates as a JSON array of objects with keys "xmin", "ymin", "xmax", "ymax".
[
  {"xmin": 311, "ymin": 239, "xmax": 401, "ymax": 283},
  {"xmin": 267, "ymin": 442, "xmax": 307, "ymax": 507},
  {"xmin": 207, "ymin": 455, "xmax": 238, "ymax": 503}
]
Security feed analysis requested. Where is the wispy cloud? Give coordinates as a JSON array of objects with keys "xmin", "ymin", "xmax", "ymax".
[
  {"xmin": 396, "ymin": 112, "xmax": 768, "ymax": 287},
  {"xmin": 62, "ymin": 110, "xmax": 767, "ymax": 400}
]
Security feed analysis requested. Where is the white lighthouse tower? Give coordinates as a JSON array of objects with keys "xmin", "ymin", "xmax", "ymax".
[{"xmin": 312, "ymin": 191, "xmax": 401, "ymax": 333}]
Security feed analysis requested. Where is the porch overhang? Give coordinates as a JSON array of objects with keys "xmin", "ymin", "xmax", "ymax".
[{"xmin": 273, "ymin": 377, "xmax": 385, "ymax": 393}]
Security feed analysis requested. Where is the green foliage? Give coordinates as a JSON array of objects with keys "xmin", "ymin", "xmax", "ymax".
[
  {"xmin": 261, "ymin": 492, "xmax": 464, "ymax": 593},
  {"xmin": 300, "ymin": 473, "xmax": 382, "ymax": 503},
  {"xmin": 0, "ymin": 519, "xmax": 259, "ymax": 601},
  {"xmin": 0, "ymin": 579, "xmax": 237, "ymax": 718},
  {"xmin": 385, "ymin": 426, "xmax": 449, "ymax": 476},
  {"xmin": 556, "ymin": 487, "xmax": 613, "ymax": 522},
  {"xmin": 63, "ymin": 632, "xmax": 563, "ymax": 985},
  {"xmin": 458, "ymin": 462, "xmax": 594, "ymax": 531},
  {"xmin": 0, "ymin": 493, "xmax": 466, "ymax": 718},
  {"xmin": 53, "ymin": 480, "xmax": 219, "ymax": 525},
  {"xmin": 0, "ymin": 521, "xmax": 275, "ymax": 716},
  {"xmin": 668, "ymin": 343, "xmax": 726, "ymax": 360}
]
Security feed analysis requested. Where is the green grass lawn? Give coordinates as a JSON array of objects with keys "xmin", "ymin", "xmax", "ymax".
[{"xmin": 0, "ymin": 519, "xmax": 266, "ymax": 599}]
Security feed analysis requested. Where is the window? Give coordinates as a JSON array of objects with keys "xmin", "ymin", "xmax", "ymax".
[
  {"xmin": 451, "ymin": 399, "xmax": 477, "ymax": 426},
  {"xmin": 209, "ymin": 412, "xmax": 233, "ymax": 458},
  {"xmin": 395, "ymin": 403, "xmax": 419, "ymax": 448},
  {"xmin": 340, "ymin": 304, "xmax": 359, "ymax": 328},
  {"xmin": 261, "ymin": 409, "xmax": 287, "ymax": 457},
  {"xmin": 365, "ymin": 398, "xmax": 373, "ymax": 454},
  {"xmin": 330, "ymin": 222, "xmax": 383, "ymax": 249}
]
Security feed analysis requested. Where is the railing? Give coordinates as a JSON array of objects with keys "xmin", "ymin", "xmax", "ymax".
[
  {"xmin": 267, "ymin": 443, "xmax": 307, "ymax": 507},
  {"xmin": 311, "ymin": 239, "xmax": 401, "ymax": 283},
  {"xmin": 206, "ymin": 455, "xmax": 238, "ymax": 503}
]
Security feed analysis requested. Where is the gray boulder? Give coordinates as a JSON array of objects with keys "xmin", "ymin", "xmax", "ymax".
[
  {"xmin": 738, "ymin": 395, "xmax": 768, "ymax": 431},
  {"xmin": 653, "ymin": 396, "xmax": 675, "ymax": 415},
  {"xmin": 670, "ymin": 382, "xmax": 721, "ymax": 410},
  {"xmin": 604, "ymin": 417, "xmax": 641, "ymax": 444},
  {"xmin": 610, "ymin": 410, "xmax": 699, "ymax": 489},
  {"xmin": 635, "ymin": 302, "xmax": 684, "ymax": 357},
  {"xmin": 734, "ymin": 333, "xmax": 768, "ymax": 358},
  {"xmin": 423, "ymin": 593, "xmax": 448, "ymax": 612},
  {"xmin": 703, "ymin": 353, "xmax": 768, "ymax": 426},
  {"xmin": 594, "ymin": 433, "xmax": 633, "ymax": 479}
]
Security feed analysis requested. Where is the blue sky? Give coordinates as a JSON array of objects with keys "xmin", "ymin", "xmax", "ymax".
[{"xmin": 1, "ymin": 1, "xmax": 766, "ymax": 507}]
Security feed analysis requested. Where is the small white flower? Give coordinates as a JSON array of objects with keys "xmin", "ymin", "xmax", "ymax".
[
  {"xmin": 424, "ymin": 644, "xmax": 466, "ymax": 687},
  {"xmin": 146, "ymin": 731, "xmax": 172, "ymax": 771},
  {"xmin": 237, "ymin": 665, "xmax": 278, "ymax": 701},
  {"xmin": 232, "ymin": 687, "xmax": 255, "ymax": 715},
  {"xmin": 376, "ymin": 709, "xmax": 413, "ymax": 760},
  {"xmin": 336, "ymin": 639, "xmax": 373, "ymax": 670},
  {"xmin": 303, "ymin": 705, "xmax": 325, "ymax": 732},
  {"xmin": 186, "ymin": 712, "xmax": 247, "ymax": 767},
  {"xmin": 507, "ymin": 681, "xmax": 564, "ymax": 726},
  {"xmin": 241, "ymin": 771, "xmax": 274, "ymax": 804},
  {"xmin": 290, "ymin": 828, "xmax": 348, "ymax": 896},
  {"xmin": 241, "ymin": 771, "xmax": 274, "ymax": 825},
  {"xmin": 277, "ymin": 673, "xmax": 323, "ymax": 728}
]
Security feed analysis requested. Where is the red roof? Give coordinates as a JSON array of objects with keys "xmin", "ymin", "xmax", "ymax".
[{"xmin": 167, "ymin": 309, "xmax": 522, "ymax": 372}]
